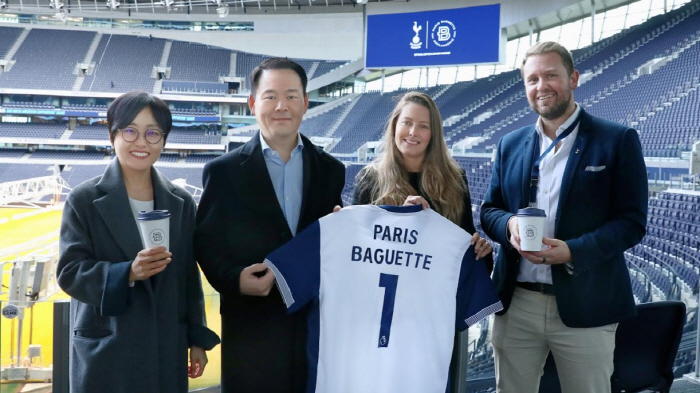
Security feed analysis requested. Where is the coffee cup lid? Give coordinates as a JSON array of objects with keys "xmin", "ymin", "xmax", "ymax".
[
  {"xmin": 138, "ymin": 210, "xmax": 171, "ymax": 221},
  {"xmin": 517, "ymin": 207, "xmax": 546, "ymax": 217}
]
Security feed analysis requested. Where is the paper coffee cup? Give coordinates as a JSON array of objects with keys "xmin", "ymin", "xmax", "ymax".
[
  {"xmin": 137, "ymin": 210, "xmax": 170, "ymax": 251},
  {"xmin": 517, "ymin": 208, "xmax": 546, "ymax": 252}
]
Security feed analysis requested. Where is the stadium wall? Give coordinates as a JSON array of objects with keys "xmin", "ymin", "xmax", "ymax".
[
  {"xmin": 1, "ymin": 0, "xmax": 595, "ymax": 61},
  {"xmin": 365, "ymin": 0, "xmax": 583, "ymax": 27}
]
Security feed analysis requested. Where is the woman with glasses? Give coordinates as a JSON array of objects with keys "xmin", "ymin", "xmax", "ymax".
[{"xmin": 57, "ymin": 91, "xmax": 219, "ymax": 393}]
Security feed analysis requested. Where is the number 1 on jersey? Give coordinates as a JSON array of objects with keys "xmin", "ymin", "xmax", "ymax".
[{"xmin": 378, "ymin": 273, "xmax": 399, "ymax": 348}]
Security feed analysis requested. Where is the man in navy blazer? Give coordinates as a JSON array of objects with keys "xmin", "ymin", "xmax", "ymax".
[
  {"xmin": 480, "ymin": 42, "xmax": 647, "ymax": 393},
  {"xmin": 194, "ymin": 58, "xmax": 345, "ymax": 393}
]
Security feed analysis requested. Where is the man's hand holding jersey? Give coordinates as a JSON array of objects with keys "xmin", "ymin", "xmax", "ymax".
[{"xmin": 240, "ymin": 263, "xmax": 274, "ymax": 296}]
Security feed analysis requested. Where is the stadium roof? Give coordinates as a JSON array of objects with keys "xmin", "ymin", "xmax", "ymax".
[
  {"xmin": 506, "ymin": 0, "xmax": 637, "ymax": 40},
  {"xmin": 1, "ymin": 0, "xmax": 639, "ymax": 35}
]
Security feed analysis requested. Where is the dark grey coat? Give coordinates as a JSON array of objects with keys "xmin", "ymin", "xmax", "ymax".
[{"xmin": 57, "ymin": 158, "xmax": 219, "ymax": 393}]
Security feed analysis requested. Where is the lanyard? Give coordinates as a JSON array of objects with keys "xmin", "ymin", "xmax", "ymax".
[{"xmin": 529, "ymin": 114, "xmax": 581, "ymax": 207}]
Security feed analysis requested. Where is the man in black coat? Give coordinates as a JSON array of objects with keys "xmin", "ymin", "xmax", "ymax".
[{"xmin": 194, "ymin": 57, "xmax": 345, "ymax": 393}]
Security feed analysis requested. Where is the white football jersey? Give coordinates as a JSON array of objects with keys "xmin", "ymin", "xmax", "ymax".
[{"xmin": 266, "ymin": 204, "xmax": 502, "ymax": 393}]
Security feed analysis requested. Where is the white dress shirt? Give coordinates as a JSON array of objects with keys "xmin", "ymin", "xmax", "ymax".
[{"xmin": 517, "ymin": 104, "xmax": 581, "ymax": 284}]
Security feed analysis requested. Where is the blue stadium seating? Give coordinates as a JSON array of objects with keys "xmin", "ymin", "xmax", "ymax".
[
  {"xmin": 162, "ymin": 80, "xmax": 228, "ymax": 96},
  {"xmin": 0, "ymin": 148, "xmax": 27, "ymax": 158},
  {"xmin": 313, "ymin": 60, "xmax": 350, "ymax": 78},
  {"xmin": 331, "ymin": 90, "xmax": 411, "ymax": 154},
  {"xmin": 299, "ymin": 101, "xmax": 352, "ymax": 137},
  {"xmin": 2, "ymin": 101, "xmax": 55, "ymax": 109},
  {"xmin": 167, "ymin": 128, "xmax": 222, "ymax": 144},
  {"xmin": 158, "ymin": 152, "xmax": 179, "ymax": 162},
  {"xmin": 29, "ymin": 150, "xmax": 106, "ymax": 160},
  {"xmin": 0, "ymin": 26, "xmax": 23, "ymax": 58},
  {"xmin": 0, "ymin": 29, "xmax": 95, "ymax": 91},
  {"xmin": 0, "ymin": 164, "xmax": 57, "ymax": 183},
  {"xmin": 170, "ymin": 105, "xmax": 218, "ymax": 116},
  {"xmin": 70, "ymin": 125, "xmax": 109, "ymax": 141},
  {"xmin": 0, "ymin": 123, "xmax": 66, "ymax": 139},
  {"xmin": 63, "ymin": 103, "xmax": 109, "ymax": 111},
  {"xmin": 167, "ymin": 41, "xmax": 230, "ymax": 82},
  {"xmin": 60, "ymin": 164, "xmax": 107, "ymax": 188},
  {"xmin": 81, "ymin": 35, "xmax": 165, "ymax": 93},
  {"xmin": 236, "ymin": 53, "xmax": 269, "ymax": 88},
  {"xmin": 184, "ymin": 153, "xmax": 221, "ymax": 163},
  {"xmin": 155, "ymin": 166, "xmax": 205, "ymax": 190}
]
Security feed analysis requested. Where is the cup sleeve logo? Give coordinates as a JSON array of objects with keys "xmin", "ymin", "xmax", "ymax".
[
  {"xmin": 149, "ymin": 229, "xmax": 165, "ymax": 245},
  {"xmin": 524, "ymin": 225, "xmax": 538, "ymax": 241}
]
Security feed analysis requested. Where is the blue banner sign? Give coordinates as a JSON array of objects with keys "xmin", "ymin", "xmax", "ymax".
[{"xmin": 366, "ymin": 4, "xmax": 502, "ymax": 69}]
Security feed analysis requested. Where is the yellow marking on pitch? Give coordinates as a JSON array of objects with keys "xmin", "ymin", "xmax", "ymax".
[
  {"xmin": 0, "ymin": 208, "xmax": 62, "ymax": 257},
  {"xmin": 1, "ymin": 206, "xmax": 224, "ymax": 390}
]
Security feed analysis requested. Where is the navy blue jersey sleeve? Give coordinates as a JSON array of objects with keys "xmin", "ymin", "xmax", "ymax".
[
  {"xmin": 456, "ymin": 246, "xmax": 504, "ymax": 331},
  {"xmin": 265, "ymin": 221, "xmax": 321, "ymax": 313}
]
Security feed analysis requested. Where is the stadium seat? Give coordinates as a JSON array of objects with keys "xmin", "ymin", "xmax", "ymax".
[
  {"xmin": 539, "ymin": 301, "xmax": 686, "ymax": 393},
  {"xmin": 611, "ymin": 301, "xmax": 686, "ymax": 393}
]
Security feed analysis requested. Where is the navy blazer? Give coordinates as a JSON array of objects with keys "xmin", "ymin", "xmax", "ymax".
[{"xmin": 480, "ymin": 108, "xmax": 647, "ymax": 328}]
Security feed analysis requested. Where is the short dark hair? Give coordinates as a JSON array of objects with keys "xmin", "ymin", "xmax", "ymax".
[
  {"xmin": 249, "ymin": 57, "xmax": 308, "ymax": 96},
  {"xmin": 520, "ymin": 41, "xmax": 575, "ymax": 77},
  {"xmin": 107, "ymin": 91, "xmax": 172, "ymax": 145}
]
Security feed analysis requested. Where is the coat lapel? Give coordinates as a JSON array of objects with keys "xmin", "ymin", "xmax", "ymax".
[
  {"xmin": 150, "ymin": 167, "xmax": 184, "ymax": 291},
  {"xmin": 238, "ymin": 133, "xmax": 290, "ymax": 232},
  {"xmin": 521, "ymin": 125, "xmax": 538, "ymax": 209},
  {"xmin": 298, "ymin": 134, "xmax": 317, "ymax": 227},
  {"xmin": 556, "ymin": 109, "xmax": 590, "ymax": 234},
  {"xmin": 94, "ymin": 159, "xmax": 145, "ymax": 262},
  {"xmin": 93, "ymin": 159, "xmax": 155, "ymax": 294}
]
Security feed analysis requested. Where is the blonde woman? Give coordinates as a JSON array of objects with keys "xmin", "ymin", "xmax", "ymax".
[{"xmin": 353, "ymin": 91, "xmax": 492, "ymax": 265}]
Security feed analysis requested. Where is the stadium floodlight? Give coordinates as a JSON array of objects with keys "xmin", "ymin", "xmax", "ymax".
[
  {"xmin": 158, "ymin": 0, "xmax": 174, "ymax": 10},
  {"xmin": 355, "ymin": 0, "xmax": 368, "ymax": 4},
  {"xmin": 106, "ymin": 0, "xmax": 120, "ymax": 9},
  {"xmin": 49, "ymin": 0, "xmax": 64, "ymax": 9},
  {"xmin": 211, "ymin": 0, "xmax": 228, "ymax": 17},
  {"xmin": 216, "ymin": 3, "xmax": 229, "ymax": 17},
  {"xmin": 55, "ymin": 9, "xmax": 67, "ymax": 23}
]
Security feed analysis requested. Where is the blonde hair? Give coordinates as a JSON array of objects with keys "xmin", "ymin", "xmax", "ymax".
[{"xmin": 360, "ymin": 91, "xmax": 466, "ymax": 224}]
